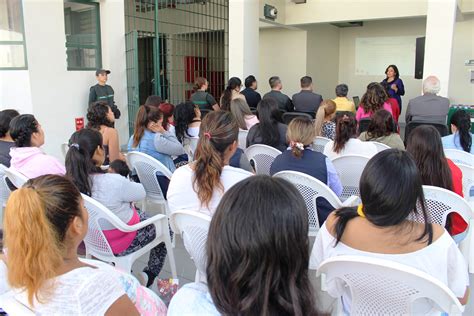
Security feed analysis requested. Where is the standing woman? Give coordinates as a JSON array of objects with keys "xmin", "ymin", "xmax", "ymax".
[
  {"xmin": 190, "ymin": 77, "xmax": 219, "ymax": 111},
  {"xmin": 87, "ymin": 101, "xmax": 125, "ymax": 165},
  {"xmin": 220, "ymin": 77, "xmax": 246, "ymax": 111},
  {"xmin": 381, "ymin": 64, "xmax": 405, "ymax": 111},
  {"xmin": 314, "ymin": 100, "xmax": 337, "ymax": 140}
]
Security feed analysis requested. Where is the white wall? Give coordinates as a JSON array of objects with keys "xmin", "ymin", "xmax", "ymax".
[
  {"xmin": 0, "ymin": 71, "xmax": 33, "ymax": 113},
  {"xmin": 259, "ymin": 27, "xmax": 307, "ymax": 97}
]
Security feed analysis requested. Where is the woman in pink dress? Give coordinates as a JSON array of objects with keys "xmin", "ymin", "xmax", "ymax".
[{"xmin": 356, "ymin": 82, "xmax": 393, "ymax": 122}]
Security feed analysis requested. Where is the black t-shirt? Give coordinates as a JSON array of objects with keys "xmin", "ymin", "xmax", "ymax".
[
  {"xmin": 241, "ymin": 87, "xmax": 262, "ymax": 108},
  {"xmin": 0, "ymin": 140, "xmax": 15, "ymax": 167},
  {"xmin": 89, "ymin": 84, "xmax": 121, "ymax": 119}
]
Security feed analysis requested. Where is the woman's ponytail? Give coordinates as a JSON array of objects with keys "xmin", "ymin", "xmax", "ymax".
[
  {"xmin": 333, "ymin": 207, "xmax": 359, "ymax": 244},
  {"xmin": 220, "ymin": 77, "xmax": 242, "ymax": 112},
  {"xmin": 133, "ymin": 105, "xmax": 149, "ymax": 147},
  {"xmin": 333, "ymin": 113, "xmax": 357, "ymax": 153},
  {"xmin": 451, "ymin": 110, "xmax": 472, "ymax": 153}
]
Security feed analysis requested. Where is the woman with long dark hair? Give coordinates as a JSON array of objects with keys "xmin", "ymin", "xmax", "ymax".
[
  {"xmin": 310, "ymin": 149, "xmax": 469, "ymax": 312},
  {"xmin": 356, "ymin": 82, "xmax": 393, "ymax": 122},
  {"xmin": 0, "ymin": 109, "xmax": 19, "ymax": 167},
  {"xmin": 247, "ymin": 98, "xmax": 288, "ymax": 151},
  {"xmin": 173, "ymin": 101, "xmax": 201, "ymax": 144},
  {"xmin": 190, "ymin": 77, "xmax": 219, "ymax": 111},
  {"xmin": 323, "ymin": 113, "xmax": 377, "ymax": 159},
  {"xmin": 381, "ymin": 64, "xmax": 405, "ymax": 111},
  {"xmin": 220, "ymin": 77, "xmax": 246, "ymax": 111},
  {"xmin": 358, "ymin": 109, "xmax": 404, "ymax": 150},
  {"xmin": 442, "ymin": 110, "xmax": 473, "ymax": 154},
  {"xmin": 406, "ymin": 126, "xmax": 467, "ymax": 239},
  {"xmin": 167, "ymin": 111, "xmax": 252, "ymax": 215},
  {"xmin": 66, "ymin": 129, "xmax": 168, "ymax": 287},
  {"xmin": 169, "ymin": 175, "xmax": 318, "ymax": 315}
]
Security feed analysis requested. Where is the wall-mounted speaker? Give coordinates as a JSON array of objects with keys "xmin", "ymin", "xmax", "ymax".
[{"xmin": 415, "ymin": 37, "xmax": 425, "ymax": 79}]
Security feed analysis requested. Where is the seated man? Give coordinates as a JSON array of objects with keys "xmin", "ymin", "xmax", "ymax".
[
  {"xmin": 292, "ymin": 76, "xmax": 323, "ymax": 113},
  {"xmin": 263, "ymin": 76, "xmax": 293, "ymax": 112},
  {"xmin": 405, "ymin": 76, "xmax": 449, "ymax": 124}
]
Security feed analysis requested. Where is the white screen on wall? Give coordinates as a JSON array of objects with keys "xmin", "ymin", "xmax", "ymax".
[{"xmin": 355, "ymin": 36, "xmax": 419, "ymax": 76}]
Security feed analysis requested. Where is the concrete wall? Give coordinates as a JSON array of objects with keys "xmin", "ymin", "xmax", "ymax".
[
  {"xmin": 259, "ymin": 27, "xmax": 307, "ymax": 97},
  {"xmin": 0, "ymin": 71, "xmax": 33, "ymax": 114}
]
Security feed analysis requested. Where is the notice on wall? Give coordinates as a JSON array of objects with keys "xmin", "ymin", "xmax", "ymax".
[{"xmin": 355, "ymin": 36, "xmax": 419, "ymax": 76}]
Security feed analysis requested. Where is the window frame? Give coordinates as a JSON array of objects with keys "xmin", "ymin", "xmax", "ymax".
[
  {"xmin": 0, "ymin": 0, "xmax": 28, "ymax": 70},
  {"xmin": 64, "ymin": 0, "xmax": 102, "ymax": 71}
]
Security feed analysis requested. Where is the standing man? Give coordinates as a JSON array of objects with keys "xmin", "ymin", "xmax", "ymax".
[
  {"xmin": 88, "ymin": 69, "xmax": 121, "ymax": 119},
  {"xmin": 263, "ymin": 76, "xmax": 293, "ymax": 112},
  {"xmin": 292, "ymin": 76, "xmax": 323, "ymax": 114},
  {"xmin": 241, "ymin": 75, "xmax": 261, "ymax": 108}
]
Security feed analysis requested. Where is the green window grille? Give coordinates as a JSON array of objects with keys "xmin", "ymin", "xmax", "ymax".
[
  {"xmin": 124, "ymin": 0, "xmax": 229, "ymax": 136},
  {"xmin": 0, "ymin": 0, "xmax": 28, "ymax": 70},
  {"xmin": 64, "ymin": 0, "xmax": 102, "ymax": 70}
]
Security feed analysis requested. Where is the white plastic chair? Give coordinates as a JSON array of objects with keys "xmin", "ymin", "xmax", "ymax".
[
  {"xmin": 0, "ymin": 290, "xmax": 35, "ymax": 315},
  {"xmin": 317, "ymin": 255, "xmax": 465, "ymax": 315},
  {"xmin": 244, "ymin": 144, "xmax": 281, "ymax": 175},
  {"xmin": 331, "ymin": 155, "xmax": 370, "ymax": 202},
  {"xmin": 457, "ymin": 163, "xmax": 473, "ymax": 202},
  {"xmin": 170, "ymin": 210, "xmax": 211, "ymax": 283},
  {"xmin": 61, "ymin": 142, "xmax": 69, "ymax": 160},
  {"xmin": 126, "ymin": 151, "xmax": 172, "ymax": 215},
  {"xmin": 371, "ymin": 141, "xmax": 391, "ymax": 152},
  {"xmin": 183, "ymin": 137, "xmax": 199, "ymax": 162},
  {"xmin": 0, "ymin": 164, "xmax": 11, "ymax": 225},
  {"xmin": 4, "ymin": 168, "xmax": 28, "ymax": 189},
  {"xmin": 444, "ymin": 149, "xmax": 474, "ymax": 166},
  {"xmin": 409, "ymin": 186, "xmax": 474, "ymax": 273},
  {"xmin": 238, "ymin": 129, "xmax": 248, "ymax": 150},
  {"xmin": 312, "ymin": 136, "xmax": 331, "ymax": 153},
  {"xmin": 82, "ymin": 193, "xmax": 177, "ymax": 278},
  {"xmin": 273, "ymin": 171, "xmax": 358, "ymax": 236}
]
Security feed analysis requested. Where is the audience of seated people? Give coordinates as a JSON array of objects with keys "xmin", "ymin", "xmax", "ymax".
[
  {"xmin": 292, "ymin": 76, "xmax": 323, "ymax": 114},
  {"xmin": 406, "ymin": 125, "xmax": 467, "ymax": 242},
  {"xmin": 190, "ymin": 77, "xmax": 219, "ymax": 111},
  {"xmin": 66, "ymin": 128, "xmax": 168, "ymax": 288},
  {"xmin": 1, "ymin": 175, "xmax": 167, "ymax": 314},
  {"xmin": 168, "ymin": 175, "xmax": 318, "ymax": 315},
  {"xmin": 323, "ymin": 113, "xmax": 377, "ymax": 159},
  {"xmin": 167, "ymin": 111, "xmax": 252, "ymax": 216},
  {"xmin": 0, "ymin": 109, "xmax": 19, "ymax": 167},
  {"xmin": 358, "ymin": 109, "xmax": 404, "ymax": 150},
  {"xmin": 219, "ymin": 77, "xmax": 246, "ymax": 111},
  {"xmin": 9, "ymin": 114, "xmax": 65, "ymax": 178},
  {"xmin": 310, "ymin": 149, "xmax": 469, "ymax": 313},
  {"xmin": 229, "ymin": 98, "xmax": 259, "ymax": 130},
  {"xmin": 262, "ymin": 76, "xmax": 293, "ymax": 112},
  {"xmin": 356, "ymin": 82, "xmax": 393, "ymax": 122},
  {"xmin": 442, "ymin": 109, "xmax": 473, "ymax": 153},
  {"xmin": 87, "ymin": 101, "xmax": 125, "ymax": 165},
  {"xmin": 240, "ymin": 75, "xmax": 261, "ymax": 108},
  {"xmin": 247, "ymin": 98, "xmax": 288, "ymax": 151},
  {"xmin": 270, "ymin": 117, "xmax": 342, "ymax": 223},
  {"xmin": 333, "ymin": 84, "xmax": 355, "ymax": 113},
  {"xmin": 406, "ymin": 76, "xmax": 449, "ymax": 125},
  {"xmin": 314, "ymin": 99, "xmax": 337, "ymax": 140}
]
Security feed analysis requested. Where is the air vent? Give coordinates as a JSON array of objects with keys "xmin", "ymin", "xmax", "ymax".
[{"xmin": 330, "ymin": 21, "xmax": 364, "ymax": 28}]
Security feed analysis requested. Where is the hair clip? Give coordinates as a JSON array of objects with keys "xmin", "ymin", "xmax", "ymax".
[
  {"xmin": 204, "ymin": 132, "xmax": 212, "ymax": 139},
  {"xmin": 70, "ymin": 143, "xmax": 80, "ymax": 150},
  {"xmin": 357, "ymin": 204, "xmax": 365, "ymax": 218}
]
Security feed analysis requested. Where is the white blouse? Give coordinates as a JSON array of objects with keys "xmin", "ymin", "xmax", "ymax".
[
  {"xmin": 310, "ymin": 223, "xmax": 469, "ymax": 313},
  {"xmin": 323, "ymin": 138, "xmax": 377, "ymax": 160}
]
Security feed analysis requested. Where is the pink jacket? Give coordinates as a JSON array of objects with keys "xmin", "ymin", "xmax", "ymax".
[
  {"xmin": 9, "ymin": 147, "xmax": 65, "ymax": 179},
  {"xmin": 356, "ymin": 102, "xmax": 393, "ymax": 121}
]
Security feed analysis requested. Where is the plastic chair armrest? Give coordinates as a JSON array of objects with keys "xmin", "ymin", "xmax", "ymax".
[
  {"xmin": 112, "ymin": 213, "xmax": 166, "ymax": 232},
  {"xmin": 342, "ymin": 195, "xmax": 359, "ymax": 207}
]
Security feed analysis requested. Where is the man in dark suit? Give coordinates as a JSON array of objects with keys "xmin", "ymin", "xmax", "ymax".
[
  {"xmin": 263, "ymin": 76, "xmax": 293, "ymax": 112},
  {"xmin": 241, "ymin": 75, "xmax": 261, "ymax": 108},
  {"xmin": 292, "ymin": 76, "xmax": 323, "ymax": 114},
  {"xmin": 405, "ymin": 76, "xmax": 450, "ymax": 125}
]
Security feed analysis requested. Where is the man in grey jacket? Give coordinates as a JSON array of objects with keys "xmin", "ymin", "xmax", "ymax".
[
  {"xmin": 405, "ymin": 76, "xmax": 450, "ymax": 124},
  {"xmin": 263, "ymin": 76, "xmax": 293, "ymax": 112},
  {"xmin": 292, "ymin": 76, "xmax": 323, "ymax": 113}
]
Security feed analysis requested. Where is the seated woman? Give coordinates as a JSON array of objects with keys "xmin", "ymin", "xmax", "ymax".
[
  {"xmin": 358, "ymin": 110, "xmax": 404, "ymax": 150},
  {"xmin": 247, "ymin": 98, "xmax": 288, "ymax": 152},
  {"xmin": 356, "ymin": 82, "xmax": 393, "ymax": 122},
  {"xmin": 381, "ymin": 81, "xmax": 400, "ymax": 123},
  {"xmin": 9, "ymin": 114, "xmax": 65, "ymax": 178},
  {"xmin": 333, "ymin": 84, "xmax": 355, "ymax": 113},
  {"xmin": 158, "ymin": 102, "xmax": 175, "ymax": 134},
  {"xmin": 230, "ymin": 98, "xmax": 259, "ymax": 130},
  {"xmin": 174, "ymin": 101, "xmax": 201, "ymax": 144},
  {"xmin": 2, "ymin": 175, "xmax": 167, "ymax": 315},
  {"xmin": 442, "ymin": 110, "xmax": 473, "ymax": 154},
  {"xmin": 323, "ymin": 113, "xmax": 377, "ymax": 160},
  {"xmin": 314, "ymin": 100, "xmax": 337, "ymax": 140},
  {"xmin": 0, "ymin": 109, "xmax": 19, "ymax": 167},
  {"xmin": 168, "ymin": 175, "xmax": 318, "ymax": 315},
  {"xmin": 407, "ymin": 126, "xmax": 467, "ymax": 241},
  {"xmin": 270, "ymin": 117, "xmax": 342, "ymax": 224},
  {"xmin": 220, "ymin": 77, "xmax": 246, "ymax": 111},
  {"xmin": 310, "ymin": 149, "xmax": 469, "ymax": 313},
  {"xmin": 87, "ymin": 101, "xmax": 125, "ymax": 165},
  {"xmin": 167, "ymin": 111, "xmax": 252, "ymax": 216},
  {"xmin": 67, "ymin": 129, "xmax": 167, "ymax": 287}
]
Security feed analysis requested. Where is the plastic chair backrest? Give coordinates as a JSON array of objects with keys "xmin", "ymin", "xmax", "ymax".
[
  {"xmin": 244, "ymin": 144, "xmax": 281, "ymax": 175},
  {"xmin": 312, "ymin": 136, "xmax": 331, "ymax": 153},
  {"xmin": 371, "ymin": 141, "xmax": 391, "ymax": 152},
  {"xmin": 444, "ymin": 149, "xmax": 473, "ymax": 166},
  {"xmin": 170, "ymin": 210, "xmax": 211, "ymax": 281},
  {"xmin": 331, "ymin": 155, "xmax": 370, "ymax": 201},
  {"xmin": 127, "ymin": 151, "xmax": 172, "ymax": 202},
  {"xmin": 0, "ymin": 164, "xmax": 11, "ymax": 205},
  {"xmin": 4, "ymin": 168, "xmax": 28, "ymax": 189},
  {"xmin": 273, "ymin": 171, "xmax": 344, "ymax": 235},
  {"xmin": 183, "ymin": 137, "xmax": 199, "ymax": 162},
  {"xmin": 238, "ymin": 129, "xmax": 248, "ymax": 150},
  {"xmin": 317, "ymin": 255, "xmax": 464, "ymax": 315},
  {"xmin": 358, "ymin": 118, "xmax": 371, "ymax": 134},
  {"xmin": 281, "ymin": 112, "xmax": 313, "ymax": 125},
  {"xmin": 405, "ymin": 121, "xmax": 448, "ymax": 142},
  {"xmin": 61, "ymin": 142, "xmax": 69, "ymax": 159},
  {"xmin": 457, "ymin": 164, "xmax": 473, "ymax": 200}
]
